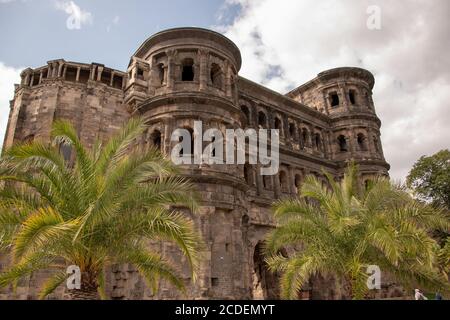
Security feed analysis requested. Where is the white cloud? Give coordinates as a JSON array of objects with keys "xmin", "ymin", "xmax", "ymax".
[
  {"xmin": 216, "ymin": 0, "xmax": 450, "ymax": 181},
  {"xmin": 55, "ymin": 0, "xmax": 93, "ymax": 30},
  {"xmin": 107, "ymin": 15, "xmax": 120, "ymax": 33},
  {"xmin": 0, "ymin": 62, "xmax": 22, "ymax": 150}
]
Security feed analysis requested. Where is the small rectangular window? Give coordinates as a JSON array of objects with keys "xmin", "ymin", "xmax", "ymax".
[{"xmin": 330, "ymin": 93, "xmax": 340, "ymax": 107}]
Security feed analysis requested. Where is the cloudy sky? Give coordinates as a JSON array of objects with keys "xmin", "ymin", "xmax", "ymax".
[{"xmin": 0, "ymin": 0, "xmax": 449, "ymax": 181}]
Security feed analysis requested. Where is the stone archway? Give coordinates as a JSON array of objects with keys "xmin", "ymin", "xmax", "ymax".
[{"xmin": 252, "ymin": 242, "xmax": 280, "ymax": 299}]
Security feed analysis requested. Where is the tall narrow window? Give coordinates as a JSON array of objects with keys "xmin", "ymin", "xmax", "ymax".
[
  {"xmin": 151, "ymin": 130, "xmax": 162, "ymax": 151},
  {"xmin": 157, "ymin": 63, "xmax": 165, "ymax": 85},
  {"xmin": 301, "ymin": 128, "xmax": 309, "ymax": 148},
  {"xmin": 357, "ymin": 133, "xmax": 367, "ymax": 151},
  {"xmin": 294, "ymin": 174, "xmax": 302, "ymax": 193},
  {"xmin": 136, "ymin": 68, "xmax": 144, "ymax": 80},
  {"xmin": 338, "ymin": 135, "xmax": 348, "ymax": 152},
  {"xmin": 279, "ymin": 171, "xmax": 288, "ymax": 193},
  {"xmin": 182, "ymin": 58, "xmax": 194, "ymax": 81},
  {"xmin": 349, "ymin": 90, "xmax": 356, "ymax": 105},
  {"xmin": 274, "ymin": 117, "xmax": 281, "ymax": 131},
  {"xmin": 241, "ymin": 105, "xmax": 250, "ymax": 126},
  {"xmin": 210, "ymin": 63, "xmax": 222, "ymax": 89},
  {"xmin": 258, "ymin": 111, "xmax": 267, "ymax": 128},
  {"xmin": 314, "ymin": 133, "xmax": 322, "ymax": 151}
]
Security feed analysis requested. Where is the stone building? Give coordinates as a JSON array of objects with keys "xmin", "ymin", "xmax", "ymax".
[{"xmin": 1, "ymin": 27, "xmax": 397, "ymax": 300}]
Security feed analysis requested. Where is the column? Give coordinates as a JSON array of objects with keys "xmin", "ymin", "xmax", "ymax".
[
  {"xmin": 198, "ymin": 49, "xmax": 208, "ymax": 91},
  {"xmin": 97, "ymin": 66, "xmax": 104, "ymax": 82},
  {"xmin": 58, "ymin": 63, "xmax": 64, "ymax": 77},
  {"xmin": 75, "ymin": 67, "xmax": 81, "ymax": 82},
  {"xmin": 166, "ymin": 49, "xmax": 177, "ymax": 89},
  {"xmin": 110, "ymin": 71, "xmax": 115, "ymax": 86},
  {"xmin": 39, "ymin": 71, "xmax": 43, "ymax": 84},
  {"xmin": 224, "ymin": 61, "xmax": 232, "ymax": 97}
]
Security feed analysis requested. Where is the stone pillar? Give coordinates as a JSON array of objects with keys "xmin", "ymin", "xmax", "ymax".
[
  {"xmin": 52, "ymin": 63, "xmax": 58, "ymax": 78},
  {"xmin": 30, "ymin": 74, "xmax": 34, "ymax": 86},
  {"xmin": 97, "ymin": 66, "xmax": 104, "ymax": 82},
  {"xmin": 58, "ymin": 63, "xmax": 64, "ymax": 78},
  {"xmin": 348, "ymin": 130, "xmax": 356, "ymax": 156},
  {"xmin": 198, "ymin": 49, "xmax": 208, "ymax": 91},
  {"xmin": 90, "ymin": 65, "xmax": 96, "ymax": 81},
  {"xmin": 274, "ymin": 173, "xmax": 281, "ymax": 199},
  {"xmin": 338, "ymin": 82, "xmax": 349, "ymax": 110},
  {"xmin": 110, "ymin": 71, "xmax": 115, "ymax": 86},
  {"xmin": 225, "ymin": 61, "xmax": 232, "ymax": 97},
  {"xmin": 75, "ymin": 67, "xmax": 81, "ymax": 82},
  {"xmin": 166, "ymin": 49, "xmax": 177, "ymax": 90},
  {"xmin": 288, "ymin": 166, "xmax": 295, "ymax": 195},
  {"xmin": 39, "ymin": 70, "xmax": 43, "ymax": 85}
]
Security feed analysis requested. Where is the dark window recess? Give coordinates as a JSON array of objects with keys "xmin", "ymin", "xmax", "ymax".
[
  {"xmin": 274, "ymin": 117, "xmax": 281, "ymax": 130},
  {"xmin": 349, "ymin": 90, "xmax": 356, "ymax": 105},
  {"xmin": 357, "ymin": 133, "xmax": 367, "ymax": 151},
  {"xmin": 157, "ymin": 64, "xmax": 165, "ymax": 85},
  {"xmin": 136, "ymin": 68, "xmax": 144, "ymax": 80},
  {"xmin": 338, "ymin": 135, "xmax": 348, "ymax": 152},
  {"xmin": 112, "ymin": 75, "xmax": 123, "ymax": 89},
  {"xmin": 330, "ymin": 93, "xmax": 340, "ymax": 107},
  {"xmin": 211, "ymin": 278, "xmax": 219, "ymax": 286},
  {"xmin": 241, "ymin": 105, "xmax": 250, "ymax": 125},
  {"xmin": 182, "ymin": 59, "xmax": 194, "ymax": 81},
  {"xmin": 65, "ymin": 67, "xmax": 77, "ymax": 82},
  {"xmin": 258, "ymin": 112, "xmax": 267, "ymax": 128},
  {"xmin": 79, "ymin": 69, "xmax": 90, "ymax": 83},
  {"xmin": 101, "ymin": 71, "xmax": 111, "ymax": 85},
  {"xmin": 151, "ymin": 130, "xmax": 162, "ymax": 150}
]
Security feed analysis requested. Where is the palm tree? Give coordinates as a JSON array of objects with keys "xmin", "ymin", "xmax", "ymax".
[
  {"xmin": 265, "ymin": 164, "xmax": 450, "ymax": 300},
  {"xmin": 0, "ymin": 117, "xmax": 202, "ymax": 299}
]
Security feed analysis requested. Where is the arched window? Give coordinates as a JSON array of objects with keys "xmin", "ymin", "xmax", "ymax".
[
  {"xmin": 279, "ymin": 171, "xmax": 288, "ymax": 193},
  {"xmin": 157, "ymin": 63, "xmax": 165, "ymax": 85},
  {"xmin": 210, "ymin": 63, "xmax": 222, "ymax": 89},
  {"xmin": 314, "ymin": 133, "xmax": 322, "ymax": 151},
  {"xmin": 181, "ymin": 58, "xmax": 194, "ymax": 81},
  {"xmin": 274, "ymin": 117, "xmax": 282, "ymax": 131},
  {"xmin": 258, "ymin": 111, "xmax": 267, "ymax": 128},
  {"xmin": 150, "ymin": 130, "xmax": 162, "ymax": 151},
  {"xmin": 338, "ymin": 135, "xmax": 348, "ymax": 152},
  {"xmin": 357, "ymin": 133, "xmax": 367, "ymax": 151},
  {"xmin": 241, "ymin": 105, "xmax": 250, "ymax": 126},
  {"xmin": 294, "ymin": 174, "xmax": 302, "ymax": 193}
]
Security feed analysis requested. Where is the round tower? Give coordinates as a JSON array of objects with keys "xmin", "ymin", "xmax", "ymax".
[
  {"xmin": 124, "ymin": 27, "xmax": 252, "ymax": 299},
  {"xmin": 287, "ymin": 67, "xmax": 389, "ymax": 181}
]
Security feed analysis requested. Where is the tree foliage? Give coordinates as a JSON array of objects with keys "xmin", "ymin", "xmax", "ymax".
[
  {"xmin": 0, "ymin": 117, "xmax": 202, "ymax": 299},
  {"xmin": 406, "ymin": 149, "xmax": 450, "ymax": 209},
  {"xmin": 266, "ymin": 164, "xmax": 450, "ymax": 299}
]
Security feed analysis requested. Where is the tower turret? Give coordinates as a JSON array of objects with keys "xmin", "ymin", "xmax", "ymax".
[{"xmin": 287, "ymin": 67, "xmax": 389, "ymax": 180}]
